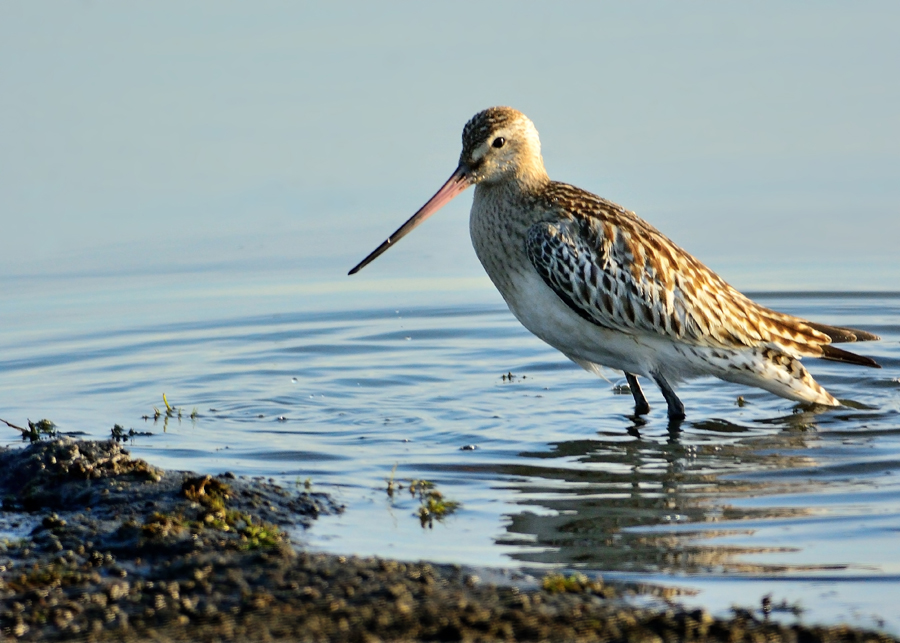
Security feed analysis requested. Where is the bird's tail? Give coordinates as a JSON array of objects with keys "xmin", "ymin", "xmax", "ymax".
[
  {"xmin": 751, "ymin": 308, "xmax": 881, "ymax": 369},
  {"xmin": 805, "ymin": 321, "xmax": 881, "ymax": 344},
  {"xmin": 716, "ymin": 347, "xmax": 840, "ymax": 406}
]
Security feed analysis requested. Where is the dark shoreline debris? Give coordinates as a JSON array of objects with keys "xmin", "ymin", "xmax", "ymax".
[{"xmin": 0, "ymin": 438, "xmax": 894, "ymax": 642}]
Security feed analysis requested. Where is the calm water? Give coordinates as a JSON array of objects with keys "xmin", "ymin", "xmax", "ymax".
[{"xmin": 2, "ymin": 270, "xmax": 898, "ymax": 632}]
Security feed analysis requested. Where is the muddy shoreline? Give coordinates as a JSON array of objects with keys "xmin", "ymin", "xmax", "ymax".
[{"xmin": 0, "ymin": 438, "xmax": 894, "ymax": 642}]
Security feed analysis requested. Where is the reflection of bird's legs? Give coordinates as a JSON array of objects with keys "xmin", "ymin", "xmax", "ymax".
[
  {"xmin": 652, "ymin": 371, "xmax": 685, "ymax": 421},
  {"xmin": 625, "ymin": 373, "xmax": 651, "ymax": 416},
  {"xmin": 626, "ymin": 414, "xmax": 646, "ymax": 439}
]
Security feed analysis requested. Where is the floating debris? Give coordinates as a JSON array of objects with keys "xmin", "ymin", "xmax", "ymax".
[
  {"xmin": 758, "ymin": 594, "xmax": 803, "ymax": 617},
  {"xmin": 409, "ymin": 479, "xmax": 460, "ymax": 528},
  {"xmin": 385, "ymin": 464, "xmax": 401, "ymax": 498},
  {"xmin": 416, "ymin": 489, "xmax": 461, "ymax": 529},
  {"xmin": 110, "ymin": 424, "xmax": 153, "ymax": 443},
  {"xmin": 25, "ymin": 419, "xmax": 59, "ymax": 442},
  {"xmin": 143, "ymin": 394, "xmax": 197, "ymax": 424},
  {"xmin": 1, "ymin": 418, "xmax": 62, "ymax": 443},
  {"xmin": 383, "ymin": 474, "xmax": 461, "ymax": 528}
]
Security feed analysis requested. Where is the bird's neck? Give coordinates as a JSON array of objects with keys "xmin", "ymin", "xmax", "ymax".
[
  {"xmin": 471, "ymin": 168, "xmax": 551, "ymax": 232},
  {"xmin": 513, "ymin": 147, "xmax": 551, "ymax": 194},
  {"xmin": 481, "ymin": 160, "xmax": 550, "ymax": 201}
]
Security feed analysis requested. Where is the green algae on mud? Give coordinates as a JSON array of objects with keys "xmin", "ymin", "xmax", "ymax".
[{"xmin": 0, "ymin": 438, "xmax": 895, "ymax": 642}]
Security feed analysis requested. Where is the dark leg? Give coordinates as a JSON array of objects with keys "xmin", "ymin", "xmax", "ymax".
[
  {"xmin": 625, "ymin": 373, "xmax": 651, "ymax": 416},
  {"xmin": 652, "ymin": 372, "xmax": 685, "ymax": 421}
]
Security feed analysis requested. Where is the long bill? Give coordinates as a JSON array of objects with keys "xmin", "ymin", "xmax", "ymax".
[{"xmin": 348, "ymin": 165, "xmax": 472, "ymax": 275}]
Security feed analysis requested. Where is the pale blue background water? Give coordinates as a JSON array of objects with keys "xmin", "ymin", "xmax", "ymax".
[{"xmin": 2, "ymin": 2, "xmax": 900, "ymax": 634}]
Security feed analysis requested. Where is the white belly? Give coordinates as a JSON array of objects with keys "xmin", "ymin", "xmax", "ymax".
[
  {"xmin": 489, "ymin": 260, "xmax": 680, "ymax": 379},
  {"xmin": 468, "ymin": 187, "xmax": 705, "ymax": 383}
]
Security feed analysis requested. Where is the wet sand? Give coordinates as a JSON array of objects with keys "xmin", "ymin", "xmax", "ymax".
[{"xmin": 0, "ymin": 438, "xmax": 894, "ymax": 642}]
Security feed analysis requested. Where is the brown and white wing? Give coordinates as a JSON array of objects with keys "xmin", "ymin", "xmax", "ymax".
[
  {"xmin": 526, "ymin": 184, "xmax": 879, "ymax": 366},
  {"xmin": 525, "ymin": 216, "xmax": 727, "ymax": 344}
]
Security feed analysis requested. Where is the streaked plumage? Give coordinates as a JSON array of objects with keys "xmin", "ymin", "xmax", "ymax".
[{"xmin": 350, "ymin": 107, "xmax": 880, "ymax": 420}]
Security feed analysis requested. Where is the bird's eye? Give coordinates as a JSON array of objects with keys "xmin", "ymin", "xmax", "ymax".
[{"xmin": 491, "ymin": 137, "xmax": 506, "ymax": 148}]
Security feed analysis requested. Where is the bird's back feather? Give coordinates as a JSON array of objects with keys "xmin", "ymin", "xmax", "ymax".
[{"xmin": 526, "ymin": 181, "xmax": 880, "ymax": 368}]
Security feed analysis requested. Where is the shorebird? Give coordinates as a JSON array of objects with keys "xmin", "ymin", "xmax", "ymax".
[{"xmin": 349, "ymin": 107, "xmax": 880, "ymax": 421}]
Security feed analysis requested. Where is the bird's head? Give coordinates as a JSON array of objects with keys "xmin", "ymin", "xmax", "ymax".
[
  {"xmin": 460, "ymin": 106, "xmax": 547, "ymax": 188},
  {"xmin": 348, "ymin": 106, "xmax": 547, "ymax": 275}
]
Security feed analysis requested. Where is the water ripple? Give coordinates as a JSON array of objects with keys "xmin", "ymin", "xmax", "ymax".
[{"xmin": 2, "ymin": 281, "xmax": 899, "ymax": 631}]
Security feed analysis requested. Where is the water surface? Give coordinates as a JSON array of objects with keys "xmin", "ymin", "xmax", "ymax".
[{"xmin": 2, "ymin": 271, "xmax": 898, "ymax": 633}]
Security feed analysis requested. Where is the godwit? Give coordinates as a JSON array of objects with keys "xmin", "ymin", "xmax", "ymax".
[{"xmin": 349, "ymin": 107, "xmax": 880, "ymax": 421}]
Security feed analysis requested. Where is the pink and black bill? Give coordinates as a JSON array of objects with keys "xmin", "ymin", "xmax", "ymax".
[{"xmin": 348, "ymin": 166, "xmax": 472, "ymax": 275}]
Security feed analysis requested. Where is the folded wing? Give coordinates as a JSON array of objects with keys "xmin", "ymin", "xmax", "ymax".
[{"xmin": 526, "ymin": 182, "xmax": 879, "ymax": 368}]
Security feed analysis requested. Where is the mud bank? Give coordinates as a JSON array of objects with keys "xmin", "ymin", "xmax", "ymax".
[{"xmin": 0, "ymin": 439, "xmax": 893, "ymax": 642}]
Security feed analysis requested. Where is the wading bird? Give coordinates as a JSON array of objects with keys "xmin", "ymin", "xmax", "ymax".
[{"xmin": 349, "ymin": 107, "xmax": 879, "ymax": 421}]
